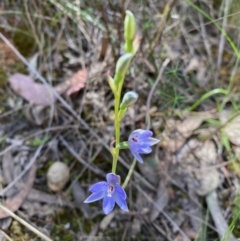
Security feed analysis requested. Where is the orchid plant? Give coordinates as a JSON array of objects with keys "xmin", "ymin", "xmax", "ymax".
[{"xmin": 84, "ymin": 10, "xmax": 159, "ymax": 215}]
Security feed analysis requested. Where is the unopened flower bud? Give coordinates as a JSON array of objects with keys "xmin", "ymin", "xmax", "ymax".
[
  {"xmin": 120, "ymin": 91, "xmax": 138, "ymax": 109},
  {"xmin": 124, "ymin": 10, "xmax": 136, "ymax": 41},
  {"xmin": 114, "ymin": 53, "xmax": 133, "ymax": 84}
]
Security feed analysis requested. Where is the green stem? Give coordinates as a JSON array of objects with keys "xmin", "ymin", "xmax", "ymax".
[
  {"xmin": 112, "ymin": 81, "xmax": 124, "ymax": 173},
  {"xmin": 122, "ymin": 158, "xmax": 137, "ymax": 188},
  {"xmin": 186, "ymin": 88, "xmax": 228, "ymax": 112},
  {"xmin": 125, "ymin": 40, "xmax": 133, "ymax": 53}
]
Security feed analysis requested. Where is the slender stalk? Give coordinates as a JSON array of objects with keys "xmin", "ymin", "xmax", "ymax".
[
  {"xmin": 112, "ymin": 92, "xmax": 120, "ymax": 173},
  {"xmin": 112, "ymin": 81, "xmax": 124, "ymax": 173},
  {"xmin": 122, "ymin": 158, "xmax": 137, "ymax": 188},
  {"xmin": 0, "ymin": 204, "xmax": 53, "ymax": 241},
  {"xmin": 125, "ymin": 40, "xmax": 133, "ymax": 53}
]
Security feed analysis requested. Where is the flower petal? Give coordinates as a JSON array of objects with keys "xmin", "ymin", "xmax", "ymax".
[
  {"xmin": 138, "ymin": 146, "xmax": 152, "ymax": 154},
  {"xmin": 114, "ymin": 193, "xmax": 129, "ymax": 212},
  {"xmin": 115, "ymin": 184, "xmax": 127, "ymax": 199},
  {"xmin": 138, "ymin": 130, "xmax": 153, "ymax": 140},
  {"xmin": 129, "ymin": 142, "xmax": 139, "ymax": 154},
  {"xmin": 84, "ymin": 191, "xmax": 105, "ymax": 203},
  {"xmin": 102, "ymin": 196, "xmax": 115, "ymax": 214},
  {"xmin": 129, "ymin": 129, "xmax": 153, "ymax": 141},
  {"xmin": 144, "ymin": 138, "xmax": 160, "ymax": 146},
  {"xmin": 130, "ymin": 150, "xmax": 143, "ymax": 163},
  {"xmin": 106, "ymin": 173, "xmax": 119, "ymax": 185},
  {"xmin": 89, "ymin": 181, "xmax": 108, "ymax": 193}
]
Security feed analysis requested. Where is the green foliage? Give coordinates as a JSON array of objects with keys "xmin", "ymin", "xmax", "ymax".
[{"xmin": 30, "ymin": 136, "xmax": 50, "ymax": 147}]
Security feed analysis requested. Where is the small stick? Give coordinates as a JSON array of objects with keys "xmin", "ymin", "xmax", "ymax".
[
  {"xmin": 146, "ymin": 58, "xmax": 170, "ymax": 129},
  {"xmin": 0, "ymin": 204, "xmax": 53, "ymax": 241}
]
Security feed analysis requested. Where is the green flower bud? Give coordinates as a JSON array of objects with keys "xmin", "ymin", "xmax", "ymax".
[
  {"xmin": 124, "ymin": 10, "xmax": 136, "ymax": 41},
  {"xmin": 108, "ymin": 75, "xmax": 116, "ymax": 94},
  {"xmin": 114, "ymin": 53, "xmax": 133, "ymax": 84},
  {"xmin": 120, "ymin": 91, "xmax": 138, "ymax": 109}
]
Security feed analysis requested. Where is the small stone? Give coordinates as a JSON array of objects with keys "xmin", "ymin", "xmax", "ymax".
[{"xmin": 47, "ymin": 162, "xmax": 70, "ymax": 192}]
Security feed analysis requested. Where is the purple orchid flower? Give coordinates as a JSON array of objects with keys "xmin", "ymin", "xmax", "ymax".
[
  {"xmin": 84, "ymin": 173, "xmax": 128, "ymax": 215},
  {"xmin": 128, "ymin": 129, "xmax": 160, "ymax": 163}
]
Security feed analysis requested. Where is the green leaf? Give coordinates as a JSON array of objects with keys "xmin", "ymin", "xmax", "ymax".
[{"xmin": 31, "ymin": 136, "xmax": 50, "ymax": 147}]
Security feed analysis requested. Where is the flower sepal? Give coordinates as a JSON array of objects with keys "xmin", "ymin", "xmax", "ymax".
[
  {"xmin": 116, "ymin": 141, "xmax": 129, "ymax": 150},
  {"xmin": 110, "ymin": 140, "xmax": 117, "ymax": 157},
  {"xmin": 118, "ymin": 108, "xmax": 127, "ymax": 120},
  {"xmin": 108, "ymin": 75, "xmax": 116, "ymax": 95}
]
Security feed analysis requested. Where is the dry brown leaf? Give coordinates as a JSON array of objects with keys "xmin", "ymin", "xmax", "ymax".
[
  {"xmin": 72, "ymin": 181, "xmax": 91, "ymax": 218},
  {"xmin": 185, "ymin": 57, "xmax": 207, "ymax": 87},
  {"xmin": 150, "ymin": 180, "xmax": 169, "ymax": 222},
  {"xmin": 195, "ymin": 140, "xmax": 217, "ymax": 165},
  {"xmin": 99, "ymin": 37, "xmax": 109, "ymax": 60},
  {"xmin": 27, "ymin": 188, "xmax": 72, "ymax": 207},
  {"xmin": 54, "ymin": 69, "xmax": 88, "ymax": 96},
  {"xmin": 100, "ymin": 212, "xmax": 115, "ymax": 230},
  {"xmin": 2, "ymin": 151, "xmax": 14, "ymax": 185},
  {"xmin": 162, "ymin": 119, "xmax": 186, "ymax": 153},
  {"xmin": 196, "ymin": 169, "xmax": 219, "ymax": 196},
  {"xmin": 175, "ymin": 139, "xmax": 220, "ymax": 196},
  {"xmin": 176, "ymin": 116, "xmax": 204, "ymax": 138},
  {"xmin": 0, "ymin": 162, "xmax": 37, "ymax": 219},
  {"xmin": 194, "ymin": 140, "xmax": 220, "ymax": 196},
  {"xmin": 130, "ymin": 218, "xmax": 141, "ymax": 238},
  {"xmin": 206, "ymin": 191, "xmax": 237, "ymax": 241},
  {"xmin": 0, "ymin": 41, "xmax": 19, "ymax": 66},
  {"xmin": 9, "ymin": 74, "xmax": 55, "ymax": 106},
  {"xmin": 221, "ymin": 111, "xmax": 240, "ymax": 146},
  {"xmin": 25, "ymin": 105, "xmax": 50, "ymax": 126}
]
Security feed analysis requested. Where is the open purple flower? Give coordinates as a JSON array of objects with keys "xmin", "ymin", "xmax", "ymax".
[
  {"xmin": 128, "ymin": 129, "xmax": 160, "ymax": 163},
  {"xmin": 84, "ymin": 173, "xmax": 128, "ymax": 215}
]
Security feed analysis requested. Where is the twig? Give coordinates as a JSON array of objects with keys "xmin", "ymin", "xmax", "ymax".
[
  {"xmin": 198, "ymin": 12, "xmax": 213, "ymax": 62},
  {"xmin": 146, "ymin": 58, "xmax": 170, "ymax": 129},
  {"xmin": 0, "ymin": 125, "xmax": 78, "ymax": 157},
  {"xmin": 0, "ymin": 230, "xmax": 13, "ymax": 241},
  {"xmin": 0, "ymin": 144, "xmax": 42, "ymax": 196},
  {"xmin": 136, "ymin": 185, "xmax": 191, "ymax": 241},
  {"xmin": 59, "ymin": 136, "xmax": 105, "ymax": 177},
  {"xmin": 149, "ymin": 0, "xmax": 177, "ymax": 56},
  {"xmin": 24, "ymin": 0, "xmax": 42, "ymax": 52},
  {"xmin": 122, "ymin": 158, "xmax": 136, "ymax": 188},
  {"xmin": 214, "ymin": 0, "xmax": 231, "ymax": 87},
  {"xmin": 48, "ymin": 0, "xmax": 91, "ymax": 43},
  {"xmin": 0, "ymin": 204, "xmax": 53, "ymax": 241},
  {"xmin": 206, "ymin": 191, "xmax": 236, "ymax": 241}
]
